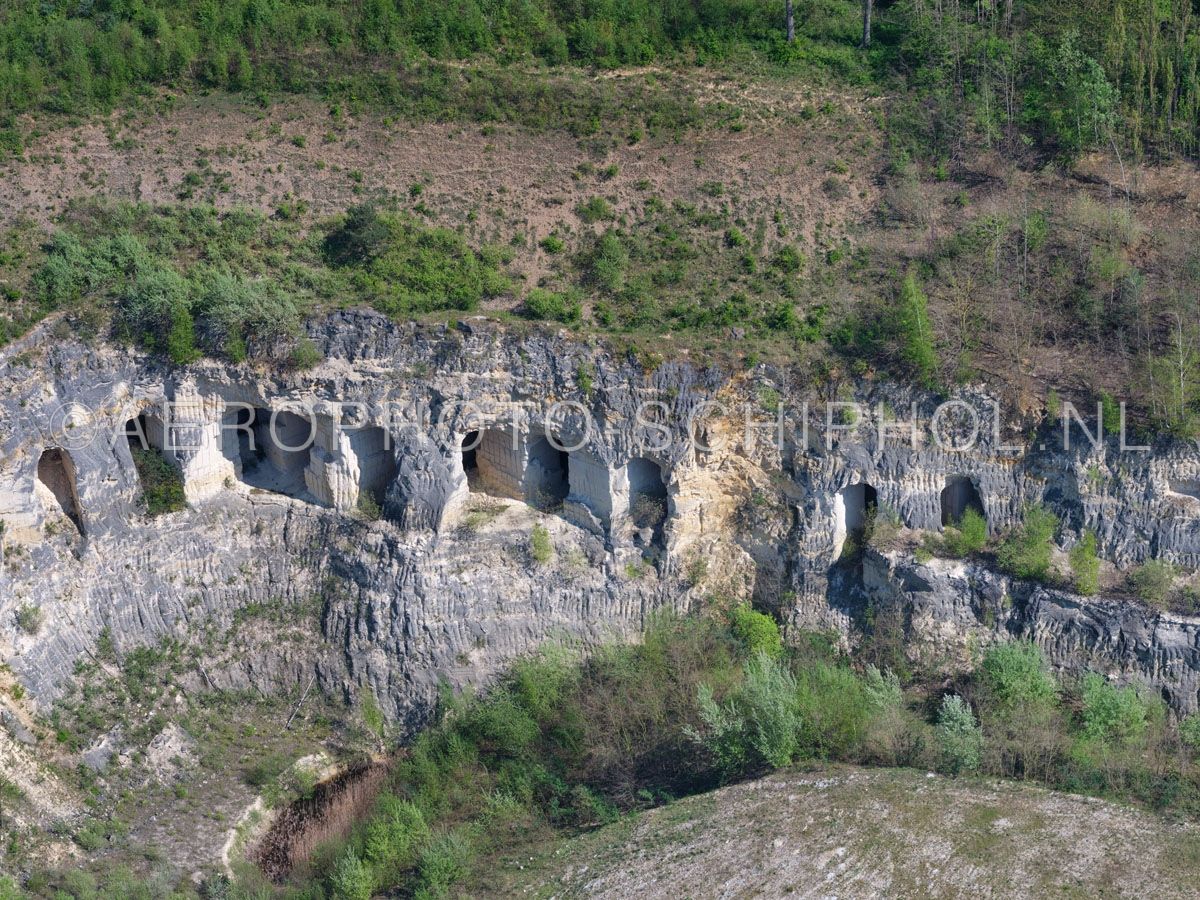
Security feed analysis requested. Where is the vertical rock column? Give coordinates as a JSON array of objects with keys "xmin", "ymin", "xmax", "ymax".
[
  {"xmin": 173, "ymin": 392, "xmax": 237, "ymax": 502},
  {"xmin": 306, "ymin": 410, "xmax": 353, "ymax": 510}
]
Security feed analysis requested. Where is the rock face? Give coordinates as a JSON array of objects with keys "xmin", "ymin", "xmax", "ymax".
[{"xmin": 3, "ymin": 310, "xmax": 1200, "ymax": 725}]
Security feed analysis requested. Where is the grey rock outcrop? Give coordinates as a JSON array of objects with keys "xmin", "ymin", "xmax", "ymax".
[{"xmin": 2, "ymin": 310, "xmax": 1200, "ymax": 729}]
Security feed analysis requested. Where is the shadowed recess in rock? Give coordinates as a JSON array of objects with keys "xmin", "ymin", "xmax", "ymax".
[
  {"xmin": 346, "ymin": 425, "xmax": 398, "ymax": 507},
  {"xmin": 526, "ymin": 435, "xmax": 570, "ymax": 509},
  {"xmin": 226, "ymin": 407, "xmax": 316, "ymax": 499},
  {"xmin": 627, "ymin": 457, "xmax": 668, "ymax": 539},
  {"xmin": 35, "ymin": 447, "xmax": 83, "ymax": 534},
  {"xmin": 941, "ymin": 475, "xmax": 984, "ymax": 527}
]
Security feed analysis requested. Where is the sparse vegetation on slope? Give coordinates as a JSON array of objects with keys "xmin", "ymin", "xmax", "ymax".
[{"xmin": 207, "ymin": 615, "xmax": 1200, "ymax": 899}]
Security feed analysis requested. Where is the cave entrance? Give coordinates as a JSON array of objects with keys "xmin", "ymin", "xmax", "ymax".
[
  {"xmin": 233, "ymin": 407, "xmax": 315, "ymax": 498},
  {"xmin": 348, "ymin": 426, "xmax": 398, "ymax": 509},
  {"xmin": 832, "ymin": 482, "xmax": 877, "ymax": 559},
  {"xmin": 36, "ymin": 448, "xmax": 83, "ymax": 534},
  {"xmin": 842, "ymin": 483, "xmax": 878, "ymax": 534},
  {"xmin": 627, "ymin": 458, "xmax": 668, "ymax": 538},
  {"xmin": 462, "ymin": 428, "xmax": 522, "ymax": 499},
  {"xmin": 941, "ymin": 475, "xmax": 984, "ymax": 528},
  {"xmin": 126, "ymin": 412, "xmax": 168, "ymax": 455},
  {"xmin": 125, "ymin": 412, "xmax": 185, "ymax": 513},
  {"xmin": 526, "ymin": 435, "xmax": 570, "ymax": 510}
]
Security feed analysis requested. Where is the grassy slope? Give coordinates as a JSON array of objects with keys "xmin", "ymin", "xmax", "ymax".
[{"xmin": 501, "ymin": 765, "xmax": 1200, "ymax": 899}]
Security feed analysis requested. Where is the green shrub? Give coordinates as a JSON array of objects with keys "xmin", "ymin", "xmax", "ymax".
[
  {"xmin": 524, "ymin": 288, "xmax": 582, "ymax": 324},
  {"xmin": 131, "ymin": 447, "xmax": 187, "ymax": 516},
  {"xmin": 323, "ymin": 204, "xmax": 391, "ymax": 267},
  {"xmin": 577, "ymin": 197, "xmax": 615, "ymax": 223},
  {"xmin": 584, "ymin": 230, "xmax": 629, "ymax": 294},
  {"xmin": 866, "ymin": 505, "xmax": 903, "ymax": 550},
  {"xmin": 1179, "ymin": 714, "xmax": 1200, "ymax": 753},
  {"xmin": 363, "ymin": 795, "xmax": 431, "ymax": 879},
  {"xmin": 361, "ymin": 216, "xmax": 511, "ymax": 315},
  {"xmin": 539, "ymin": 234, "xmax": 566, "ymax": 254},
  {"xmin": 693, "ymin": 650, "xmax": 801, "ymax": 773},
  {"xmin": 1080, "ymin": 673, "xmax": 1150, "ymax": 747},
  {"xmin": 357, "ymin": 491, "xmax": 383, "ymax": 521},
  {"xmin": 895, "ymin": 271, "xmax": 939, "ymax": 388},
  {"xmin": 795, "ymin": 663, "xmax": 870, "ymax": 759},
  {"xmin": 1130, "ymin": 559, "xmax": 1175, "ymax": 609},
  {"xmin": 288, "ymin": 338, "xmax": 323, "ymax": 370},
  {"xmin": 15, "ymin": 603, "xmax": 42, "ymax": 635},
  {"xmin": 729, "ymin": 605, "xmax": 782, "ymax": 658},
  {"xmin": 942, "ymin": 508, "xmax": 987, "ymax": 557},
  {"xmin": 1069, "ymin": 530, "xmax": 1100, "ymax": 596},
  {"xmin": 936, "ymin": 694, "xmax": 982, "ymax": 775},
  {"xmin": 977, "ymin": 641, "xmax": 1058, "ymax": 712},
  {"xmin": 862, "ymin": 665, "xmax": 903, "ymax": 711},
  {"xmin": 417, "ymin": 830, "xmax": 473, "ymax": 893},
  {"xmin": 770, "ymin": 245, "xmax": 803, "ymax": 273},
  {"xmin": 997, "ymin": 505, "xmax": 1058, "ymax": 582},
  {"xmin": 329, "ymin": 849, "xmax": 374, "ymax": 900},
  {"xmin": 529, "ymin": 524, "xmax": 553, "ymax": 564}
]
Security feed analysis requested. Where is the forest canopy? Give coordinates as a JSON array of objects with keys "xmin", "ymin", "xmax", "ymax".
[{"xmin": 4, "ymin": 1, "xmax": 1200, "ymax": 159}]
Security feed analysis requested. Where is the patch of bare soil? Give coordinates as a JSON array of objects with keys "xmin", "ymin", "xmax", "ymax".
[
  {"xmin": 505, "ymin": 765, "xmax": 1200, "ymax": 898},
  {"xmin": 1, "ymin": 85, "xmax": 879, "ymax": 285}
]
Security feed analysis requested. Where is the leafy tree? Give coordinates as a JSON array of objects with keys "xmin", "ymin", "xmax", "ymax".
[
  {"xmin": 1179, "ymin": 714, "xmax": 1200, "ymax": 754},
  {"xmin": 363, "ymin": 795, "xmax": 431, "ymax": 882},
  {"xmin": 1130, "ymin": 559, "xmax": 1175, "ymax": 609},
  {"xmin": 1080, "ymin": 674, "xmax": 1150, "ymax": 747},
  {"xmin": 1069, "ymin": 530, "xmax": 1100, "ymax": 596},
  {"xmin": 693, "ymin": 650, "xmax": 801, "ymax": 774},
  {"xmin": 936, "ymin": 694, "xmax": 982, "ymax": 775},
  {"xmin": 729, "ymin": 605, "xmax": 782, "ymax": 658},
  {"xmin": 943, "ymin": 508, "xmax": 987, "ymax": 557},
  {"xmin": 524, "ymin": 288, "xmax": 582, "ymax": 324},
  {"xmin": 329, "ymin": 849, "xmax": 374, "ymax": 900},
  {"xmin": 895, "ymin": 271, "xmax": 939, "ymax": 388},
  {"xmin": 1027, "ymin": 31, "xmax": 1118, "ymax": 152},
  {"xmin": 323, "ymin": 204, "xmax": 392, "ymax": 267},
  {"xmin": 978, "ymin": 642, "xmax": 1058, "ymax": 713},
  {"xmin": 997, "ymin": 506, "xmax": 1058, "ymax": 582}
]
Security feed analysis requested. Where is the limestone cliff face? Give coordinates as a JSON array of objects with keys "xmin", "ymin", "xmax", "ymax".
[{"xmin": 3, "ymin": 310, "xmax": 1200, "ymax": 727}]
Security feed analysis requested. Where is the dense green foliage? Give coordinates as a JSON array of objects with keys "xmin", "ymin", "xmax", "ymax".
[
  {"xmin": 14, "ymin": 200, "xmax": 512, "ymax": 362},
  {"xmin": 1130, "ymin": 558, "xmax": 1177, "ymax": 608},
  {"xmin": 129, "ymin": 447, "xmax": 187, "ymax": 516},
  {"xmin": 0, "ymin": 0, "xmax": 851, "ymax": 141},
  {"xmin": 1070, "ymin": 530, "xmax": 1101, "ymax": 596},
  {"xmin": 728, "ymin": 604, "xmax": 783, "ymax": 657},
  {"xmin": 936, "ymin": 694, "xmax": 983, "ymax": 775},
  {"xmin": 18, "ymin": 619, "xmax": 1200, "ymax": 898},
  {"xmin": 997, "ymin": 505, "xmax": 1058, "ymax": 582},
  {"xmin": 235, "ymin": 624, "xmax": 1200, "ymax": 899},
  {"xmin": 941, "ymin": 508, "xmax": 988, "ymax": 558},
  {"xmin": 8, "ymin": 0, "xmax": 1200, "ymax": 159}
]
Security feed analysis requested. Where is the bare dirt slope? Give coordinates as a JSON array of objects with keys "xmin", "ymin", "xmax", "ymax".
[
  {"xmin": 503, "ymin": 765, "xmax": 1200, "ymax": 899},
  {"xmin": 2, "ymin": 87, "xmax": 876, "ymax": 247}
]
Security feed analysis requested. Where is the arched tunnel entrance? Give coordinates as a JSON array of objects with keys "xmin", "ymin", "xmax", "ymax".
[{"xmin": 941, "ymin": 475, "xmax": 984, "ymax": 528}]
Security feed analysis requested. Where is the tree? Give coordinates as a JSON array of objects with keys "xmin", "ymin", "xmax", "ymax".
[
  {"xmin": 896, "ymin": 271, "xmax": 939, "ymax": 388},
  {"xmin": 323, "ymin": 203, "xmax": 391, "ymax": 267},
  {"xmin": 786, "ymin": 0, "xmax": 795, "ymax": 43},
  {"xmin": 861, "ymin": 0, "xmax": 873, "ymax": 48},
  {"xmin": 1069, "ymin": 531, "xmax": 1100, "ymax": 596},
  {"xmin": 936, "ymin": 694, "xmax": 983, "ymax": 775}
]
